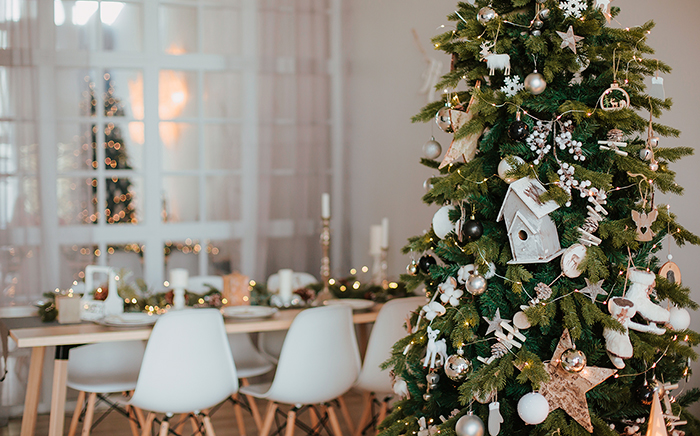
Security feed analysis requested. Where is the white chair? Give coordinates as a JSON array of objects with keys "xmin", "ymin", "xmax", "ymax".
[
  {"xmin": 354, "ymin": 297, "xmax": 426, "ymax": 436},
  {"xmin": 189, "ymin": 275, "xmax": 274, "ymax": 433},
  {"xmin": 240, "ymin": 305, "xmax": 361, "ymax": 436},
  {"xmin": 257, "ymin": 329, "xmax": 287, "ymax": 364},
  {"xmin": 128, "ymin": 308, "xmax": 239, "ymax": 436},
  {"xmin": 65, "ymin": 341, "xmax": 146, "ymax": 436}
]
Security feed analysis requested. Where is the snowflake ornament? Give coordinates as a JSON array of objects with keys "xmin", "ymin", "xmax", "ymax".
[
  {"xmin": 559, "ymin": 0, "xmax": 588, "ymax": 18},
  {"xmin": 500, "ymin": 76, "xmax": 525, "ymax": 97},
  {"xmin": 555, "ymin": 120, "xmax": 585, "ymax": 161},
  {"xmin": 526, "ymin": 121, "xmax": 553, "ymax": 165},
  {"xmin": 438, "ymin": 277, "xmax": 463, "ymax": 307}
]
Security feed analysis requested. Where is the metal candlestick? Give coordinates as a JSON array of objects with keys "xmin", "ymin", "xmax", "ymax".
[{"xmin": 315, "ymin": 217, "xmax": 332, "ymax": 304}]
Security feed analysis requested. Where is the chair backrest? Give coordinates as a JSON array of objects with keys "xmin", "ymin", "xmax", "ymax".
[
  {"xmin": 265, "ymin": 305, "xmax": 360, "ymax": 405},
  {"xmin": 257, "ymin": 330, "xmax": 287, "ymax": 364},
  {"xmin": 68, "ymin": 340, "xmax": 146, "ymax": 385},
  {"xmin": 188, "ymin": 275, "xmax": 224, "ymax": 292},
  {"xmin": 129, "ymin": 309, "xmax": 238, "ymax": 414},
  {"xmin": 355, "ymin": 296, "xmax": 426, "ymax": 393}
]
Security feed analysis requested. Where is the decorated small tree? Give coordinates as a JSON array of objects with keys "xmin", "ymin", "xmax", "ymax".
[{"xmin": 383, "ymin": 1, "xmax": 700, "ymax": 436}]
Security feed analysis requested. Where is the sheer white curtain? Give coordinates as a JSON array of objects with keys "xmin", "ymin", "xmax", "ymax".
[
  {"xmin": 0, "ymin": 0, "xmax": 44, "ymax": 306},
  {"xmin": 256, "ymin": 0, "xmax": 333, "ymax": 278},
  {"xmin": 0, "ymin": 0, "xmax": 339, "ymax": 305}
]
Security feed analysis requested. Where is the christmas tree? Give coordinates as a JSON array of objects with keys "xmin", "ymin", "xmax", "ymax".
[
  {"xmin": 80, "ymin": 72, "xmax": 137, "ymax": 225},
  {"xmin": 383, "ymin": 2, "xmax": 700, "ymax": 436}
]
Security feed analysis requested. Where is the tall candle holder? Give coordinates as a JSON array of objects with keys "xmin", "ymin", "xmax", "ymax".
[
  {"xmin": 315, "ymin": 217, "xmax": 333, "ymax": 304},
  {"xmin": 380, "ymin": 247, "xmax": 389, "ymax": 289}
]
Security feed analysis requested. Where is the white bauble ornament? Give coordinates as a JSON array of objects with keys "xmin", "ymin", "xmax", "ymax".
[
  {"xmin": 524, "ymin": 72, "xmax": 547, "ymax": 95},
  {"xmin": 517, "ymin": 392, "xmax": 549, "ymax": 425},
  {"xmin": 477, "ymin": 7, "xmax": 497, "ymax": 25},
  {"xmin": 432, "ymin": 205, "xmax": 456, "ymax": 239},
  {"xmin": 497, "ymin": 156, "xmax": 525, "ymax": 183},
  {"xmin": 668, "ymin": 306, "xmax": 691, "ymax": 331},
  {"xmin": 424, "ymin": 136, "xmax": 443, "ymax": 159},
  {"xmin": 456, "ymin": 413, "xmax": 485, "ymax": 436}
]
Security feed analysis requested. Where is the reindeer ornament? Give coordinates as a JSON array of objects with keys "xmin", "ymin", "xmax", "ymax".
[
  {"xmin": 480, "ymin": 41, "xmax": 510, "ymax": 76},
  {"xmin": 423, "ymin": 326, "xmax": 448, "ymax": 368}
]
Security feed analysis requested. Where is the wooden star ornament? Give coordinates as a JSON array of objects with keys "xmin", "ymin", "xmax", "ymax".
[
  {"xmin": 516, "ymin": 330, "xmax": 617, "ymax": 432},
  {"xmin": 557, "ymin": 26, "xmax": 584, "ymax": 54},
  {"xmin": 580, "ymin": 278, "xmax": 607, "ymax": 303},
  {"xmin": 439, "ymin": 83, "xmax": 484, "ymax": 169}
]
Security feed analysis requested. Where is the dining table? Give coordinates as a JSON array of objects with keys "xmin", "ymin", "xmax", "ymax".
[{"xmin": 4, "ymin": 303, "xmax": 382, "ymax": 436}]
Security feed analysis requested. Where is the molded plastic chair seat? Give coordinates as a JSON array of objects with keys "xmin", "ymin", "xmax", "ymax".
[
  {"xmin": 65, "ymin": 340, "xmax": 146, "ymax": 436},
  {"xmin": 354, "ymin": 297, "xmax": 426, "ymax": 436},
  {"xmin": 228, "ymin": 333, "xmax": 275, "ymax": 379},
  {"xmin": 67, "ymin": 341, "xmax": 145, "ymax": 393},
  {"xmin": 128, "ymin": 309, "xmax": 238, "ymax": 435},
  {"xmin": 240, "ymin": 305, "xmax": 361, "ymax": 436}
]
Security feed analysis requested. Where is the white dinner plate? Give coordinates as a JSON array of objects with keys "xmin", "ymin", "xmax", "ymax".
[
  {"xmin": 221, "ymin": 306, "xmax": 279, "ymax": 320},
  {"xmin": 95, "ymin": 312, "xmax": 159, "ymax": 327},
  {"xmin": 323, "ymin": 298, "xmax": 375, "ymax": 311}
]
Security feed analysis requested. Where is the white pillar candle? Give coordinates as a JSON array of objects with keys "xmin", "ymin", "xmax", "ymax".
[
  {"xmin": 321, "ymin": 192, "xmax": 331, "ymax": 218},
  {"xmin": 381, "ymin": 217, "xmax": 390, "ymax": 249},
  {"xmin": 369, "ymin": 225, "xmax": 382, "ymax": 256},
  {"xmin": 169, "ymin": 268, "xmax": 189, "ymax": 289},
  {"xmin": 278, "ymin": 269, "xmax": 294, "ymax": 303}
]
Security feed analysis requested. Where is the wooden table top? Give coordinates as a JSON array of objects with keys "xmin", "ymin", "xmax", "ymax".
[{"xmin": 6, "ymin": 304, "xmax": 382, "ymax": 348}]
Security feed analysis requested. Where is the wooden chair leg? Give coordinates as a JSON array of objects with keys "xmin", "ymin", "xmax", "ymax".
[
  {"xmin": 310, "ymin": 406, "xmax": 319, "ymax": 431},
  {"xmin": 173, "ymin": 414, "xmax": 189, "ymax": 434},
  {"xmin": 354, "ymin": 392, "xmax": 373, "ymax": 436},
  {"xmin": 80, "ymin": 392, "xmax": 97, "ymax": 436},
  {"xmin": 158, "ymin": 416, "xmax": 170, "ymax": 436},
  {"xmin": 327, "ymin": 404, "xmax": 344, "ymax": 436},
  {"xmin": 190, "ymin": 413, "xmax": 202, "ymax": 436},
  {"xmin": 285, "ymin": 409, "xmax": 297, "ymax": 436},
  {"xmin": 133, "ymin": 406, "xmax": 146, "ymax": 427},
  {"xmin": 260, "ymin": 402, "xmax": 278, "ymax": 436},
  {"xmin": 337, "ymin": 395, "xmax": 355, "ymax": 435},
  {"xmin": 202, "ymin": 411, "xmax": 216, "ymax": 436},
  {"xmin": 67, "ymin": 390, "xmax": 86, "ymax": 436},
  {"xmin": 377, "ymin": 400, "xmax": 388, "ymax": 433},
  {"xmin": 232, "ymin": 394, "xmax": 247, "ymax": 436},
  {"xmin": 141, "ymin": 412, "xmax": 155, "ymax": 436},
  {"xmin": 125, "ymin": 405, "xmax": 141, "ymax": 436},
  {"xmin": 241, "ymin": 378, "xmax": 263, "ymax": 430}
]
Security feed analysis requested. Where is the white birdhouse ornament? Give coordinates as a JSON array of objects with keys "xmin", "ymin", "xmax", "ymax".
[{"xmin": 497, "ymin": 177, "xmax": 564, "ymax": 264}]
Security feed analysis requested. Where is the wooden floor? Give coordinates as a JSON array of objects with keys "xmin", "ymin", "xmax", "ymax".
[{"xmin": 0, "ymin": 388, "xmax": 370, "ymax": 436}]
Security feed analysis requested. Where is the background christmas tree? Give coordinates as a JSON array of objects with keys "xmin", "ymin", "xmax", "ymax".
[{"xmin": 382, "ymin": 1, "xmax": 700, "ymax": 436}]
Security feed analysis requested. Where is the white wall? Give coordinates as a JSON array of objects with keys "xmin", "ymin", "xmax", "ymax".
[{"xmin": 346, "ymin": 0, "xmax": 700, "ymax": 413}]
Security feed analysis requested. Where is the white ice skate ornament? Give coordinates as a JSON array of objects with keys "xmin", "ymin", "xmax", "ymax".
[
  {"xmin": 418, "ymin": 417, "xmax": 438, "ymax": 436},
  {"xmin": 423, "ymin": 326, "xmax": 448, "ymax": 368},
  {"xmin": 604, "ymin": 297, "xmax": 637, "ymax": 368},
  {"xmin": 439, "ymin": 276, "xmax": 463, "ymax": 307},
  {"xmin": 625, "ymin": 268, "xmax": 670, "ymax": 333}
]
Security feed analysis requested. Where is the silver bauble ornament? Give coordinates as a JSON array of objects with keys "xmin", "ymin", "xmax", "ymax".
[
  {"xmin": 477, "ymin": 7, "xmax": 497, "ymax": 25},
  {"xmin": 455, "ymin": 413, "xmax": 485, "ymax": 436},
  {"xmin": 524, "ymin": 71, "xmax": 547, "ymax": 95},
  {"xmin": 406, "ymin": 260, "xmax": 419, "ymax": 276},
  {"xmin": 424, "ymin": 136, "xmax": 443, "ymax": 159},
  {"xmin": 560, "ymin": 348, "xmax": 587, "ymax": 372},
  {"xmin": 466, "ymin": 273, "xmax": 487, "ymax": 295},
  {"xmin": 535, "ymin": 0, "xmax": 546, "ymax": 3},
  {"xmin": 428, "ymin": 383, "xmax": 438, "ymax": 390},
  {"xmin": 444, "ymin": 354, "xmax": 472, "ymax": 381},
  {"xmin": 531, "ymin": 30, "xmax": 541, "ymax": 37},
  {"xmin": 497, "ymin": 156, "xmax": 525, "ymax": 183},
  {"xmin": 532, "ymin": 19, "xmax": 544, "ymax": 29},
  {"xmin": 426, "ymin": 372, "xmax": 440, "ymax": 384},
  {"xmin": 649, "ymin": 162, "xmax": 659, "ymax": 171},
  {"xmin": 639, "ymin": 148, "xmax": 652, "ymax": 161},
  {"xmin": 649, "ymin": 136, "xmax": 660, "ymax": 147},
  {"xmin": 539, "ymin": 8, "xmax": 550, "ymax": 19},
  {"xmin": 436, "ymin": 105, "xmax": 453, "ymax": 132},
  {"xmin": 423, "ymin": 392, "xmax": 433, "ymax": 401},
  {"xmin": 423, "ymin": 178, "xmax": 434, "ymax": 192}
]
